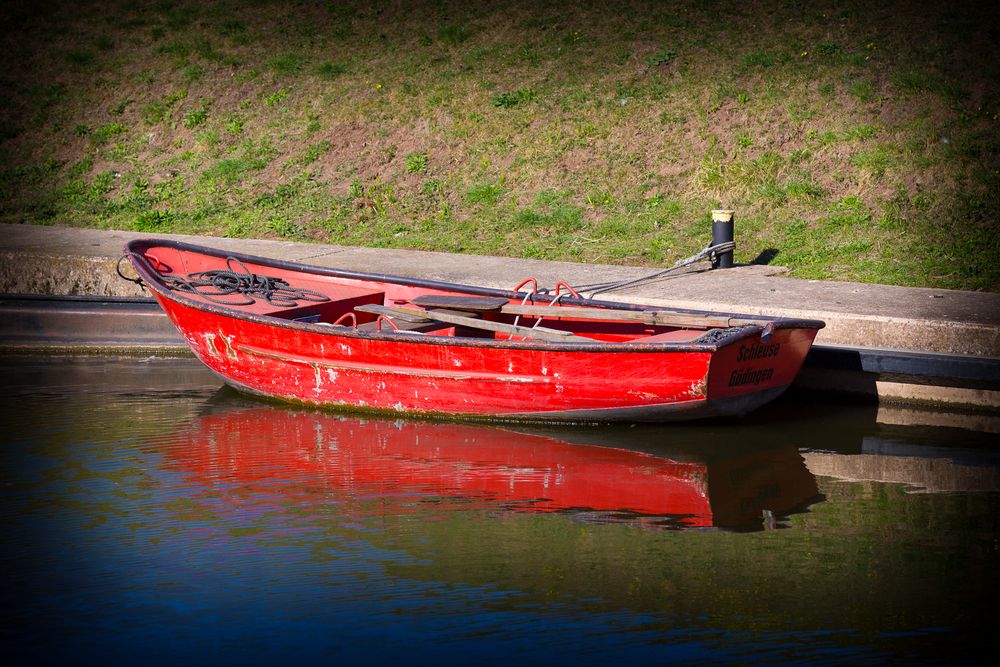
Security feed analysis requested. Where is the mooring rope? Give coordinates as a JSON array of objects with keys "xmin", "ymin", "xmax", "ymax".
[
  {"xmin": 158, "ymin": 256, "xmax": 331, "ymax": 307},
  {"xmin": 563, "ymin": 241, "xmax": 736, "ymax": 298}
]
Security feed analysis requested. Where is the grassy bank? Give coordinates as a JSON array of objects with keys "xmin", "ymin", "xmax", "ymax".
[{"xmin": 1, "ymin": 0, "xmax": 998, "ymax": 290}]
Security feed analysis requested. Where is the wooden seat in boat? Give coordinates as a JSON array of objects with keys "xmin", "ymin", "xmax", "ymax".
[{"xmin": 409, "ymin": 295, "xmax": 509, "ymax": 312}]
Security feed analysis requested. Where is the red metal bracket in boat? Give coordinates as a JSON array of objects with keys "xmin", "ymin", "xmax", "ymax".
[
  {"xmin": 333, "ymin": 312, "xmax": 357, "ymax": 327},
  {"xmin": 376, "ymin": 315, "xmax": 400, "ymax": 331},
  {"xmin": 553, "ymin": 281, "xmax": 581, "ymax": 298},
  {"xmin": 514, "ymin": 278, "xmax": 538, "ymax": 294},
  {"xmin": 514, "ymin": 278, "xmax": 580, "ymax": 300},
  {"xmin": 144, "ymin": 252, "xmax": 171, "ymax": 274}
]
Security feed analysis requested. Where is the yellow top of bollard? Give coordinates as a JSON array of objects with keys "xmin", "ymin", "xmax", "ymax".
[{"xmin": 711, "ymin": 209, "xmax": 735, "ymax": 222}]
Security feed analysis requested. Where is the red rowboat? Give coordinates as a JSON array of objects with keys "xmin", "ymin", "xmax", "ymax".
[{"xmin": 124, "ymin": 239, "xmax": 824, "ymax": 422}]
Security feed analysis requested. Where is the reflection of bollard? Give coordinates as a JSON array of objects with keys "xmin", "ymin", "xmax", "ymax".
[{"xmin": 711, "ymin": 209, "xmax": 735, "ymax": 269}]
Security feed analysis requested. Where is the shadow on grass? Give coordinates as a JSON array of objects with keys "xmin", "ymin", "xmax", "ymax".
[{"xmin": 749, "ymin": 249, "xmax": 780, "ymax": 265}]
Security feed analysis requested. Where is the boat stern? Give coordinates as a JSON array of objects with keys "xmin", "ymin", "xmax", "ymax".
[{"xmin": 705, "ymin": 326, "xmax": 821, "ymax": 416}]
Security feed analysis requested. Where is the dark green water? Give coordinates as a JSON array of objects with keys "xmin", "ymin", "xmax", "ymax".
[{"xmin": 1, "ymin": 355, "xmax": 997, "ymax": 665}]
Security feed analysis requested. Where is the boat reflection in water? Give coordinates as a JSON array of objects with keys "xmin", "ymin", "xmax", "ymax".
[{"xmin": 165, "ymin": 399, "xmax": 822, "ymax": 532}]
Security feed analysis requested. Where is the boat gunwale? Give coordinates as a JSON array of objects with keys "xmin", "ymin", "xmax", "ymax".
[{"xmin": 124, "ymin": 238, "xmax": 824, "ymax": 354}]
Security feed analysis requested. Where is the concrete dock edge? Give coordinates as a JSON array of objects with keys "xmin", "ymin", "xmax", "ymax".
[{"xmin": 2, "ymin": 224, "xmax": 997, "ymax": 412}]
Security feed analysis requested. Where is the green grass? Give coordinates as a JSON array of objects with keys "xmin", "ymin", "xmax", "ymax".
[
  {"xmin": 405, "ymin": 152, "xmax": 428, "ymax": 174},
  {"xmin": 301, "ymin": 141, "xmax": 332, "ymax": 166},
  {"xmin": 492, "ymin": 89, "xmax": 537, "ymax": 109},
  {"xmin": 315, "ymin": 62, "xmax": 347, "ymax": 79},
  {"xmin": 1, "ymin": 0, "xmax": 998, "ymax": 291},
  {"xmin": 268, "ymin": 52, "xmax": 306, "ymax": 76},
  {"xmin": 645, "ymin": 48, "xmax": 677, "ymax": 66},
  {"xmin": 181, "ymin": 101, "xmax": 209, "ymax": 129}
]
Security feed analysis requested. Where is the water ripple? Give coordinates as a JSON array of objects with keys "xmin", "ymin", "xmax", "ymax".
[{"xmin": 1, "ymin": 356, "xmax": 996, "ymax": 664}]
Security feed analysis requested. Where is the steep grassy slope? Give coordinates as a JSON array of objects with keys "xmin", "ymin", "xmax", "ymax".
[{"xmin": 1, "ymin": 0, "xmax": 998, "ymax": 290}]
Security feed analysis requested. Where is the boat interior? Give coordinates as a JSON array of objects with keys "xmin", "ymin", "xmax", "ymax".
[{"xmin": 138, "ymin": 245, "xmax": 752, "ymax": 345}]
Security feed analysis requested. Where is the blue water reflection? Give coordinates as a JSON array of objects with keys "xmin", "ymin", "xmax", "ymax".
[{"xmin": 1, "ymin": 356, "xmax": 997, "ymax": 665}]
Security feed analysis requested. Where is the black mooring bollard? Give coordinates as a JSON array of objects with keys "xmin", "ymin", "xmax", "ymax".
[{"xmin": 711, "ymin": 209, "xmax": 735, "ymax": 269}]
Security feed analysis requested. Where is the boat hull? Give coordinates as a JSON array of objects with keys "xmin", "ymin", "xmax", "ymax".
[
  {"xmin": 129, "ymin": 239, "xmax": 823, "ymax": 423},
  {"xmin": 153, "ymin": 292, "xmax": 815, "ymax": 422}
]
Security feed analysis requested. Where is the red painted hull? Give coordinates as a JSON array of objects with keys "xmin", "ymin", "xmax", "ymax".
[{"xmin": 126, "ymin": 239, "xmax": 823, "ymax": 422}]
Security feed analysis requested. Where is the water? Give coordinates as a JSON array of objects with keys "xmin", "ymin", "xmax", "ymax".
[{"xmin": 1, "ymin": 356, "xmax": 997, "ymax": 665}]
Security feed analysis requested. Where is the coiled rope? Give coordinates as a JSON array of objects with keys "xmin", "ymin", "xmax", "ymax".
[{"xmin": 159, "ymin": 256, "xmax": 331, "ymax": 307}]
